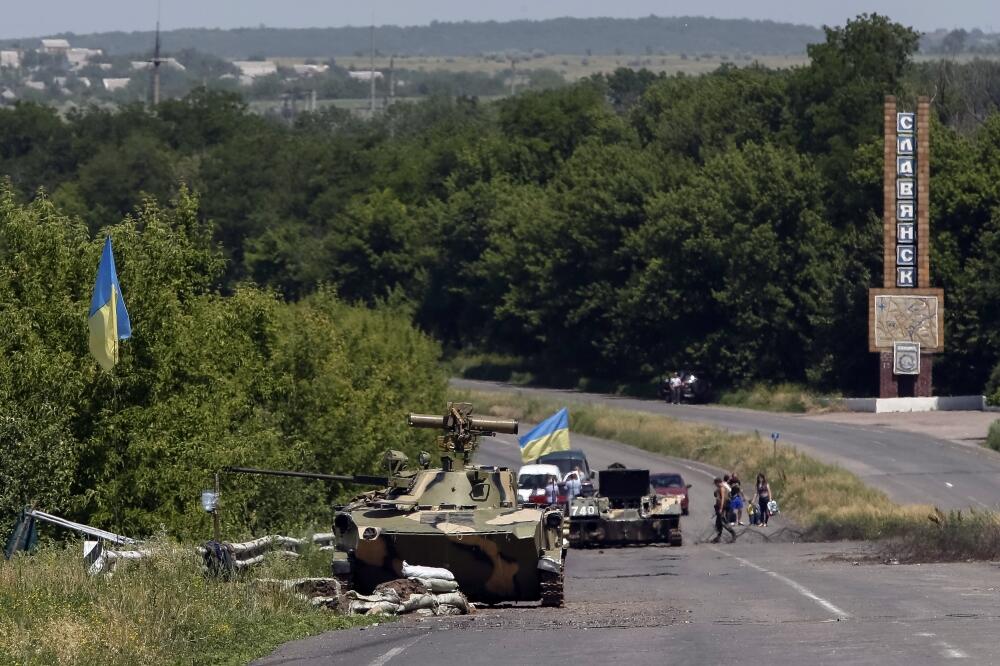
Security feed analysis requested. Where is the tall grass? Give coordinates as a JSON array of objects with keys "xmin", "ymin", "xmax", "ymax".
[
  {"xmin": 0, "ymin": 539, "xmax": 373, "ymax": 665},
  {"xmin": 718, "ymin": 382, "xmax": 844, "ymax": 413},
  {"xmin": 460, "ymin": 389, "xmax": 935, "ymax": 542}
]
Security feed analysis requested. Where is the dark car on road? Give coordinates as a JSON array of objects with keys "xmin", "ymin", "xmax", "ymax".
[
  {"xmin": 536, "ymin": 449, "xmax": 596, "ymax": 496},
  {"xmin": 649, "ymin": 472, "xmax": 690, "ymax": 515}
]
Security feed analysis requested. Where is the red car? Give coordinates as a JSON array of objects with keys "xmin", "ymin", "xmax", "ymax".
[{"xmin": 650, "ymin": 473, "xmax": 690, "ymax": 515}]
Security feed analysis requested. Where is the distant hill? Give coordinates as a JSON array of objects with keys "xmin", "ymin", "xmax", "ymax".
[{"xmin": 1, "ymin": 16, "xmax": 825, "ymax": 58}]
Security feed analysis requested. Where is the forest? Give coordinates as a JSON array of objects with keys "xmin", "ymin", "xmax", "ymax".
[
  {"xmin": 6, "ymin": 16, "xmax": 825, "ymax": 58},
  {"xmin": 3, "ymin": 14, "xmax": 1000, "ymax": 406}
]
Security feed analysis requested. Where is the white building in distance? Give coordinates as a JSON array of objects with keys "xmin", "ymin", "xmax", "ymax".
[
  {"xmin": 0, "ymin": 50, "xmax": 21, "ymax": 69},
  {"xmin": 40, "ymin": 38, "xmax": 71, "ymax": 54},
  {"xmin": 348, "ymin": 70, "xmax": 383, "ymax": 81},
  {"xmin": 292, "ymin": 63, "xmax": 329, "ymax": 76},
  {"xmin": 131, "ymin": 58, "xmax": 187, "ymax": 72},
  {"xmin": 102, "ymin": 78, "xmax": 131, "ymax": 91},
  {"xmin": 67, "ymin": 47, "xmax": 103, "ymax": 69},
  {"xmin": 233, "ymin": 61, "xmax": 277, "ymax": 77}
]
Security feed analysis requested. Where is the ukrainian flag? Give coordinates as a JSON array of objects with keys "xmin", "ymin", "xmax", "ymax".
[
  {"xmin": 88, "ymin": 236, "xmax": 132, "ymax": 372},
  {"xmin": 518, "ymin": 408, "xmax": 570, "ymax": 462}
]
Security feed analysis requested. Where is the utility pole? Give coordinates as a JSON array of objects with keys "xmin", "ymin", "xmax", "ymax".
[
  {"xmin": 510, "ymin": 57, "xmax": 517, "ymax": 97},
  {"xmin": 148, "ymin": 20, "xmax": 163, "ymax": 107},
  {"xmin": 368, "ymin": 23, "xmax": 376, "ymax": 117},
  {"xmin": 388, "ymin": 54, "xmax": 395, "ymax": 106}
]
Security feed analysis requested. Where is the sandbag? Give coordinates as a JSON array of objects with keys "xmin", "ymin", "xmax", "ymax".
[
  {"xmin": 400, "ymin": 593, "xmax": 439, "ymax": 613},
  {"xmin": 412, "ymin": 576, "xmax": 460, "ymax": 593},
  {"xmin": 401, "ymin": 560, "xmax": 455, "ymax": 581},
  {"xmin": 433, "ymin": 592, "xmax": 470, "ymax": 613},
  {"xmin": 365, "ymin": 601, "xmax": 402, "ymax": 616}
]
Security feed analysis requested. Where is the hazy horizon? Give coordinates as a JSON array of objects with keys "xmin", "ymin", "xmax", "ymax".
[{"xmin": 2, "ymin": 0, "xmax": 998, "ymax": 40}]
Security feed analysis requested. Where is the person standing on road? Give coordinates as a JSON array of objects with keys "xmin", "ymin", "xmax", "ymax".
[
  {"xmin": 564, "ymin": 471, "xmax": 582, "ymax": 502},
  {"xmin": 730, "ymin": 473, "xmax": 745, "ymax": 526},
  {"xmin": 669, "ymin": 372, "xmax": 682, "ymax": 404},
  {"xmin": 545, "ymin": 474, "xmax": 560, "ymax": 506},
  {"xmin": 722, "ymin": 474, "xmax": 734, "ymax": 525},
  {"xmin": 755, "ymin": 473, "xmax": 772, "ymax": 527},
  {"xmin": 711, "ymin": 477, "xmax": 736, "ymax": 543}
]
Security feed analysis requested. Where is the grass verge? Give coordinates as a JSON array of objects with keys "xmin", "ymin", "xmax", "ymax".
[
  {"xmin": 717, "ymin": 382, "xmax": 844, "ymax": 413},
  {"xmin": 457, "ymin": 388, "xmax": 1000, "ymax": 563},
  {"xmin": 0, "ymin": 539, "xmax": 377, "ymax": 666},
  {"xmin": 986, "ymin": 419, "xmax": 1000, "ymax": 452}
]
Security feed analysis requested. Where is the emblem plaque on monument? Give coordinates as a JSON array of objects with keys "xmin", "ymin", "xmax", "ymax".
[
  {"xmin": 893, "ymin": 342, "xmax": 920, "ymax": 375},
  {"xmin": 868, "ymin": 96, "xmax": 944, "ymax": 398}
]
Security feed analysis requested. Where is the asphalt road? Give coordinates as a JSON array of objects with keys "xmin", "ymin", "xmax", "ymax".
[
  {"xmin": 256, "ymin": 428, "xmax": 1000, "ymax": 665},
  {"xmin": 453, "ymin": 378, "xmax": 1000, "ymax": 510}
]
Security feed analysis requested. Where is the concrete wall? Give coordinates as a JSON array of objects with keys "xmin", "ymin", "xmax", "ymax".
[{"xmin": 844, "ymin": 396, "xmax": 986, "ymax": 413}]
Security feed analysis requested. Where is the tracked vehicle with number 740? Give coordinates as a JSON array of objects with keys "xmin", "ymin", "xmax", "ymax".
[{"xmin": 567, "ymin": 467, "xmax": 682, "ymax": 547}]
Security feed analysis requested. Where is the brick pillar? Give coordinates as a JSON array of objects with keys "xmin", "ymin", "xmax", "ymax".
[
  {"xmin": 917, "ymin": 96, "xmax": 931, "ymax": 288},
  {"xmin": 915, "ymin": 355, "xmax": 933, "ymax": 397},
  {"xmin": 879, "ymin": 352, "xmax": 898, "ymax": 398},
  {"xmin": 882, "ymin": 96, "xmax": 897, "ymax": 288}
]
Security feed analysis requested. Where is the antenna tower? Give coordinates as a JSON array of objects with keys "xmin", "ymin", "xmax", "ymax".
[
  {"xmin": 147, "ymin": 19, "xmax": 164, "ymax": 107},
  {"xmin": 369, "ymin": 23, "xmax": 376, "ymax": 116}
]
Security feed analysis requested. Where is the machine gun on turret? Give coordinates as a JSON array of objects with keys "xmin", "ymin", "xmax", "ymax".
[{"xmin": 407, "ymin": 402, "xmax": 518, "ymax": 470}]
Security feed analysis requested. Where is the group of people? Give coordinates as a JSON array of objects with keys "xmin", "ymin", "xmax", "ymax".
[
  {"xmin": 711, "ymin": 472, "xmax": 774, "ymax": 543},
  {"xmin": 666, "ymin": 371, "xmax": 695, "ymax": 404},
  {"xmin": 543, "ymin": 468, "xmax": 585, "ymax": 505}
]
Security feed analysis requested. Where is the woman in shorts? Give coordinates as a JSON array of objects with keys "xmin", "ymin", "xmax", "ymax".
[{"xmin": 755, "ymin": 473, "xmax": 772, "ymax": 527}]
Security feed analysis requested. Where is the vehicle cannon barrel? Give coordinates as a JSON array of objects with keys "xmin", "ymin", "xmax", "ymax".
[
  {"xmin": 224, "ymin": 466, "xmax": 389, "ymax": 486},
  {"xmin": 407, "ymin": 413, "xmax": 518, "ymax": 435}
]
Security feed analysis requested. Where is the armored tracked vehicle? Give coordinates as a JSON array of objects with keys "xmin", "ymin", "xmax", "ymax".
[
  {"xmin": 567, "ymin": 467, "xmax": 682, "ymax": 547},
  {"xmin": 229, "ymin": 403, "xmax": 567, "ymax": 606}
]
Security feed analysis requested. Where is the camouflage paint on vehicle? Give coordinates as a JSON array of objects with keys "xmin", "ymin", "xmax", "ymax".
[{"xmin": 330, "ymin": 403, "xmax": 566, "ymax": 606}]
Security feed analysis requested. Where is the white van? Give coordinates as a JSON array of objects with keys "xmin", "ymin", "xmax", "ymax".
[{"xmin": 516, "ymin": 464, "xmax": 563, "ymax": 504}]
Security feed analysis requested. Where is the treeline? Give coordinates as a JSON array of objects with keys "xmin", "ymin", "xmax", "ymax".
[
  {"xmin": 3, "ymin": 15, "xmax": 1000, "ymax": 400},
  {"xmin": 6, "ymin": 16, "xmax": 824, "ymax": 58},
  {"xmin": 0, "ymin": 187, "xmax": 445, "ymax": 541}
]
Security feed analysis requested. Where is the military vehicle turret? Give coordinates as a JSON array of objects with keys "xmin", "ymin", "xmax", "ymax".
[
  {"xmin": 229, "ymin": 403, "xmax": 567, "ymax": 606},
  {"xmin": 567, "ymin": 466, "xmax": 682, "ymax": 547}
]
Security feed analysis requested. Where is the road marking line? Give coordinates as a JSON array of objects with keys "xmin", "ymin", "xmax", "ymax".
[
  {"xmin": 367, "ymin": 633, "xmax": 428, "ymax": 666},
  {"xmin": 936, "ymin": 642, "xmax": 968, "ymax": 659},
  {"xmin": 945, "ymin": 482, "xmax": 954, "ymax": 487},
  {"xmin": 966, "ymin": 496, "xmax": 990, "ymax": 509},
  {"xmin": 709, "ymin": 546, "xmax": 850, "ymax": 619}
]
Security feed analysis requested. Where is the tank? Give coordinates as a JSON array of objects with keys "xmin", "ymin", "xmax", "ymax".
[
  {"xmin": 567, "ymin": 466, "xmax": 682, "ymax": 547},
  {"xmin": 230, "ymin": 403, "xmax": 567, "ymax": 606}
]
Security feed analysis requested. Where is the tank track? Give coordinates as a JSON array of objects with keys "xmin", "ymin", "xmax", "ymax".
[{"xmin": 539, "ymin": 568, "xmax": 565, "ymax": 608}]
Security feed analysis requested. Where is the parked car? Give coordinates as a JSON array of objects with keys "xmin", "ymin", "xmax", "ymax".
[
  {"xmin": 649, "ymin": 472, "xmax": 691, "ymax": 515},
  {"xmin": 516, "ymin": 464, "xmax": 565, "ymax": 505},
  {"xmin": 536, "ymin": 449, "xmax": 596, "ymax": 496}
]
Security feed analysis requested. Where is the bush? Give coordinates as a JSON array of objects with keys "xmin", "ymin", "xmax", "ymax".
[
  {"xmin": 718, "ymin": 383, "xmax": 843, "ymax": 413},
  {"xmin": 0, "ymin": 186, "xmax": 445, "ymax": 543},
  {"xmin": 987, "ymin": 420, "xmax": 1000, "ymax": 452}
]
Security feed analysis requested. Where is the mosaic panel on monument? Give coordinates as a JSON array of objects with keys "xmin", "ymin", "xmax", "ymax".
[{"xmin": 868, "ymin": 288, "xmax": 944, "ymax": 353}]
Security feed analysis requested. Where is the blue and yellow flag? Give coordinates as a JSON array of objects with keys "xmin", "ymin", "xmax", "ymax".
[
  {"xmin": 518, "ymin": 408, "xmax": 570, "ymax": 462},
  {"xmin": 88, "ymin": 236, "xmax": 132, "ymax": 372}
]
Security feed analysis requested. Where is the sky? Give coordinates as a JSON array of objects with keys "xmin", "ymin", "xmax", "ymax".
[{"xmin": 2, "ymin": 0, "xmax": 998, "ymax": 39}]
